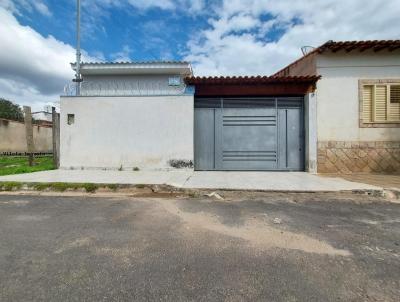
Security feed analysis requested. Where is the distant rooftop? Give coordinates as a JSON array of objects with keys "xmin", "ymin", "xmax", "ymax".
[{"xmin": 71, "ymin": 61, "xmax": 192, "ymax": 75}]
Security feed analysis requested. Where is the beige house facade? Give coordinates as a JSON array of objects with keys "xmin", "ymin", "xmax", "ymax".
[{"xmin": 275, "ymin": 40, "xmax": 400, "ymax": 173}]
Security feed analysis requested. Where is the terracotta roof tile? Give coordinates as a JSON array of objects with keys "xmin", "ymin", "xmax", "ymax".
[
  {"xmin": 318, "ymin": 40, "xmax": 400, "ymax": 53},
  {"xmin": 185, "ymin": 75, "xmax": 320, "ymax": 85}
]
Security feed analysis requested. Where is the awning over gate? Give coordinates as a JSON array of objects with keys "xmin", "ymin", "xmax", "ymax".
[{"xmin": 185, "ymin": 75, "xmax": 320, "ymax": 96}]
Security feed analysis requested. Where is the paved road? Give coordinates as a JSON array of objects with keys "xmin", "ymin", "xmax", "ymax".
[{"xmin": 0, "ymin": 192, "xmax": 399, "ymax": 301}]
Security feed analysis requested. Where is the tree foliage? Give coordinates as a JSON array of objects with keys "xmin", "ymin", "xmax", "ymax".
[{"xmin": 0, "ymin": 98, "xmax": 24, "ymax": 122}]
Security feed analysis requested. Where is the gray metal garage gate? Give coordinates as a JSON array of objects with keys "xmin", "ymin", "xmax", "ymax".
[{"xmin": 194, "ymin": 97, "xmax": 304, "ymax": 171}]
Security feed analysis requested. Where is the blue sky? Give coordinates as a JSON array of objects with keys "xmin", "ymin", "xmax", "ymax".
[
  {"xmin": 0, "ymin": 0, "xmax": 399, "ymax": 109},
  {"xmin": 14, "ymin": 0, "xmax": 212, "ymax": 62}
]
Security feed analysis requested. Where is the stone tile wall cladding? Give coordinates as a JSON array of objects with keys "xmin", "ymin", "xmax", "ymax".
[{"xmin": 318, "ymin": 141, "xmax": 400, "ymax": 174}]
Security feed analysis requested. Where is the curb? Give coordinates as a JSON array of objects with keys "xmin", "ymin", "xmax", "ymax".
[{"xmin": 0, "ymin": 181, "xmax": 389, "ymax": 198}]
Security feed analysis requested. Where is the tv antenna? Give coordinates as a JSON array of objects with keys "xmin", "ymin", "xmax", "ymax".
[{"xmin": 301, "ymin": 46, "xmax": 315, "ymax": 56}]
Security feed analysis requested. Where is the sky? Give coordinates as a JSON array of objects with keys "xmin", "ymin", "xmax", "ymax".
[{"xmin": 0, "ymin": 0, "xmax": 399, "ymax": 110}]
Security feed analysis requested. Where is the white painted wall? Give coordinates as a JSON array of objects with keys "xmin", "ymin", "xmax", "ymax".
[
  {"xmin": 304, "ymin": 93, "xmax": 317, "ymax": 173},
  {"xmin": 316, "ymin": 50, "xmax": 400, "ymax": 141},
  {"xmin": 60, "ymin": 95, "xmax": 194, "ymax": 170},
  {"xmin": 80, "ymin": 74, "xmax": 186, "ymax": 96}
]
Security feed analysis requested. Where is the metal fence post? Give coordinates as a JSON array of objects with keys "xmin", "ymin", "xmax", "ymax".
[
  {"xmin": 52, "ymin": 107, "xmax": 60, "ymax": 168},
  {"xmin": 23, "ymin": 106, "xmax": 35, "ymax": 166}
]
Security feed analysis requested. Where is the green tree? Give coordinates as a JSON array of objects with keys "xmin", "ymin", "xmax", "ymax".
[{"xmin": 0, "ymin": 98, "xmax": 24, "ymax": 122}]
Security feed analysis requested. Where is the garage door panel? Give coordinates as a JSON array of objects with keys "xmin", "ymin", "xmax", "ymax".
[
  {"xmin": 194, "ymin": 108, "xmax": 215, "ymax": 170},
  {"xmin": 277, "ymin": 108, "xmax": 303, "ymax": 170},
  {"xmin": 220, "ymin": 108, "xmax": 277, "ymax": 170},
  {"xmin": 194, "ymin": 97, "xmax": 304, "ymax": 171},
  {"xmin": 223, "ymin": 125, "xmax": 276, "ymax": 150}
]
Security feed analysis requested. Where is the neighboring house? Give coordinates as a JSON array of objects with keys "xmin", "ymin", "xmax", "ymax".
[
  {"xmin": 274, "ymin": 40, "xmax": 400, "ymax": 173},
  {"xmin": 60, "ymin": 40, "xmax": 400, "ymax": 173},
  {"xmin": 32, "ymin": 106, "xmax": 53, "ymax": 127},
  {"xmin": 61, "ymin": 61, "xmax": 194, "ymax": 170}
]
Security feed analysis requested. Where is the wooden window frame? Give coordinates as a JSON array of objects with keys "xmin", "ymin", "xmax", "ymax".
[{"xmin": 359, "ymin": 79, "xmax": 400, "ymax": 128}]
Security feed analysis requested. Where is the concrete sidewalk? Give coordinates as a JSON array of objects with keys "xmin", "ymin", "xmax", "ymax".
[{"xmin": 0, "ymin": 169, "xmax": 381, "ymax": 192}]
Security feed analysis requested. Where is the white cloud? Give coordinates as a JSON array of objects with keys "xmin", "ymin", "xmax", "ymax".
[
  {"xmin": 85, "ymin": 0, "xmax": 205, "ymax": 16},
  {"xmin": 0, "ymin": 8, "xmax": 99, "ymax": 110},
  {"xmin": 127, "ymin": 0, "xmax": 205, "ymax": 12},
  {"xmin": 32, "ymin": 1, "xmax": 51, "ymax": 17},
  {"xmin": 184, "ymin": 0, "xmax": 400, "ymax": 76},
  {"xmin": 2, "ymin": 0, "xmax": 400, "ymax": 109},
  {"xmin": 110, "ymin": 45, "xmax": 132, "ymax": 62},
  {"xmin": 127, "ymin": 0, "xmax": 175, "ymax": 10},
  {"xmin": 0, "ymin": 0, "xmax": 18, "ymax": 13},
  {"xmin": 0, "ymin": 0, "xmax": 52, "ymax": 17}
]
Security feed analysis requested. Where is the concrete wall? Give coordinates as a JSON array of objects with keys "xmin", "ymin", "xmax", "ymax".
[
  {"xmin": 60, "ymin": 95, "xmax": 194, "ymax": 170},
  {"xmin": 304, "ymin": 93, "xmax": 317, "ymax": 173},
  {"xmin": 0, "ymin": 118, "xmax": 52, "ymax": 153},
  {"xmin": 81, "ymin": 74, "xmax": 186, "ymax": 96},
  {"xmin": 316, "ymin": 50, "xmax": 400, "ymax": 142}
]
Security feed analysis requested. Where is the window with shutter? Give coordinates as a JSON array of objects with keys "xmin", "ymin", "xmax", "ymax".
[
  {"xmin": 362, "ymin": 85, "xmax": 373, "ymax": 122},
  {"xmin": 361, "ymin": 82, "xmax": 400, "ymax": 124},
  {"xmin": 390, "ymin": 85, "xmax": 400, "ymax": 121},
  {"xmin": 374, "ymin": 85, "xmax": 387, "ymax": 122}
]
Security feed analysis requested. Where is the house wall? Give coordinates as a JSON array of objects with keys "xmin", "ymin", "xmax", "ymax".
[
  {"xmin": 274, "ymin": 52, "xmax": 317, "ymax": 76},
  {"xmin": 60, "ymin": 95, "xmax": 194, "ymax": 170},
  {"xmin": 316, "ymin": 50, "xmax": 400, "ymax": 173},
  {"xmin": 0, "ymin": 118, "xmax": 52, "ymax": 153},
  {"xmin": 304, "ymin": 92, "xmax": 318, "ymax": 173},
  {"xmin": 80, "ymin": 74, "xmax": 186, "ymax": 96}
]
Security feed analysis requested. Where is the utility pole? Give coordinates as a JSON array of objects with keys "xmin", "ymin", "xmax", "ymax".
[{"xmin": 73, "ymin": 0, "xmax": 82, "ymax": 95}]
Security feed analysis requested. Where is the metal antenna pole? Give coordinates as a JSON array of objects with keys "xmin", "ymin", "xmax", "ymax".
[{"xmin": 74, "ymin": 0, "xmax": 82, "ymax": 96}]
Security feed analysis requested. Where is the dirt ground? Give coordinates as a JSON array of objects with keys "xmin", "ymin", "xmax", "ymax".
[{"xmin": 0, "ymin": 192, "xmax": 399, "ymax": 301}]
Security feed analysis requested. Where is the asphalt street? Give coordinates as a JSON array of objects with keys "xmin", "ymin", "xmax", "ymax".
[{"xmin": 0, "ymin": 192, "xmax": 399, "ymax": 301}]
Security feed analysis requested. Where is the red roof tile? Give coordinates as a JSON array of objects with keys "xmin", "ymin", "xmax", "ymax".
[
  {"xmin": 185, "ymin": 75, "xmax": 320, "ymax": 85},
  {"xmin": 318, "ymin": 40, "xmax": 400, "ymax": 53}
]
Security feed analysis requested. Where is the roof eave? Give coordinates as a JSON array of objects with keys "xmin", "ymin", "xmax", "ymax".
[
  {"xmin": 185, "ymin": 75, "xmax": 321, "ymax": 85},
  {"xmin": 71, "ymin": 61, "xmax": 193, "ymax": 76}
]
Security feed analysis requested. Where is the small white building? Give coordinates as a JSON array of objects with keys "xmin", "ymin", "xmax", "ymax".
[
  {"xmin": 61, "ymin": 61, "xmax": 194, "ymax": 170},
  {"xmin": 60, "ymin": 40, "xmax": 400, "ymax": 173}
]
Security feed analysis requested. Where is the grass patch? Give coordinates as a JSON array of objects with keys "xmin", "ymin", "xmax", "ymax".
[
  {"xmin": 51, "ymin": 182, "xmax": 74, "ymax": 192},
  {"xmin": 83, "ymin": 183, "xmax": 98, "ymax": 193},
  {"xmin": 34, "ymin": 182, "xmax": 98, "ymax": 192},
  {"xmin": 0, "ymin": 181, "xmax": 100, "ymax": 193},
  {"xmin": 32, "ymin": 183, "xmax": 50, "ymax": 191},
  {"xmin": 107, "ymin": 184, "xmax": 118, "ymax": 191},
  {"xmin": 0, "ymin": 156, "xmax": 55, "ymax": 176},
  {"xmin": 188, "ymin": 192, "xmax": 199, "ymax": 198},
  {"xmin": 0, "ymin": 181, "xmax": 23, "ymax": 191}
]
